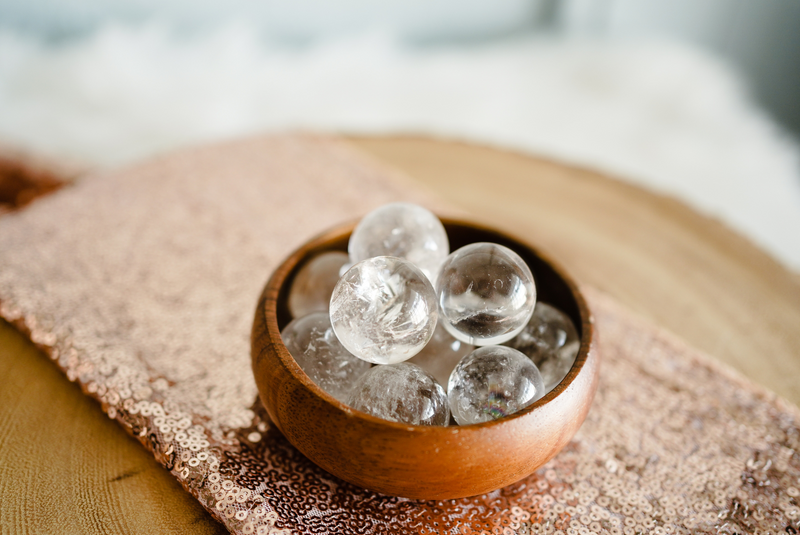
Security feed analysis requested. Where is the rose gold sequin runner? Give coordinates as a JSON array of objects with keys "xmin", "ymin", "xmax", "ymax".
[{"xmin": 1, "ymin": 134, "xmax": 798, "ymax": 535}]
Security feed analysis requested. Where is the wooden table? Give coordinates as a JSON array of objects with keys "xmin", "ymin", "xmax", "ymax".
[{"xmin": 2, "ymin": 136, "xmax": 799, "ymax": 534}]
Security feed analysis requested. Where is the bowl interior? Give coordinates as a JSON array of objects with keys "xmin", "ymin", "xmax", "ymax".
[{"xmin": 275, "ymin": 220, "xmax": 582, "ymax": 343}]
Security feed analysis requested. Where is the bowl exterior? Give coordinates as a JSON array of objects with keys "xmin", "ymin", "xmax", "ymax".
[{"xmin": 251, "ymin": 220, "xmax": 599, "ymax": 499}]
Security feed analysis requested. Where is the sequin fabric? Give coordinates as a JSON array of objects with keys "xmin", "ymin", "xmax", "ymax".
[{"xmin": 1, "ymin": 134, "xmax": 799, "ymax": 535}]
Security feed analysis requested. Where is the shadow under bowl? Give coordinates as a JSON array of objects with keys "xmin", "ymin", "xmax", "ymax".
[{"xmin": 251, "ymin": 218, "xmax": 600, "ymax": 500}]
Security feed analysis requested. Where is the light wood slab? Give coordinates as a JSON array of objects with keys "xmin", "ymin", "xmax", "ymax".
[
  {"xmin": 0, "ymin": 320, "xmax": 227, "ymax": 535},
  {"xmin": 1, "ymin": 136, "xmax": 798, "ymax": 534},
  {"xmin": 349, "ymin": 136, "xmax": 800, "ymax": 406}
]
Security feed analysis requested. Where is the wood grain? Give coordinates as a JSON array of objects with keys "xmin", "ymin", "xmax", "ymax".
[
  {"xmin": 0, "ymin": 135, "xmax": 798, "ymax": 532},
  {"xmin": 0, "ymin": 320, "xmax": 227, "ymax": 535},
  {"xmin": 348, "ymin": 136, "xmax": 800, "ymax": 407},
  {"xmin": 251, "ymin": 219, "xmax": 599, "ymax": 499}
]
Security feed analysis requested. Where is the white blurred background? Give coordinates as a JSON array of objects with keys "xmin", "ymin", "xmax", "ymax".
[{"xmin": 1, "ymin": 0, "xmax": 799, "ymax": 269}]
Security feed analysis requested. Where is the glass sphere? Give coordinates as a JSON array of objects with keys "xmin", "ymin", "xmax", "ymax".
[
  {"xmin": 436, "ymin": 242, "xmax": 536, "ymax": 345},
  {"xmin": 408, "ymin": 321, "xmax": 474, "ymax": 387},
  {"xmin": 330, "ymin": 256, "xmax": 438, "ymax": 364},
  {"xmin": 447, "ymin": 345, "xmax": 545, "ymax": 425},
  {"xmin": 288, "ymin": 251, "xmax": 349, "ymax": 318},
  {"xmin": 281, "ymin": 312, "xmax": 372, "ymax": 403},
  {"xmin": 348, "ymin": 202, "xmax": 449, "ymax": 283},
  {"xmin": 505, "ymin": 302, "xmax": 580, "ymax": 392},
  {"xmin": 347, "ymin": 363, "xmax": 450, "ymax": 426}
]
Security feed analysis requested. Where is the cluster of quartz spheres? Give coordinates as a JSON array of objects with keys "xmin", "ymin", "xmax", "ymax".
[{"xmin": 282, "ymin": 203, "xmax": 580, "ymax": 426}]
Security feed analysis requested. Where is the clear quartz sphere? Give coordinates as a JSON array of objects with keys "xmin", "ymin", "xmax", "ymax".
[
  {"xmin": 447, "ymin": 345, "xmax": 545, "ymax": 425},
  {"xmin": 288, "ymin": 251, "xmax": 349, "ymax": 318},
  {"xmin": 505, "ymin": 302, "xmax": 580, "ymax": 392},
  {"xmin": 329, "ymin": 256, "xmax": 438, "ymax": 364},
  {"xmin": 408, "ymin": 321, "xmax": 474, "ymax": 387},
  {"xmin": 347, "ymin": 362, "xmax": 450, "ymax": 426},
  {"xmin": 281, "ymin": 312, "xmax": 372, "ymax": 403},
  {"xmin": 436, "ymin": 242, "xmax": 536, "ymax": 346},
  {"xmin": 348, "ymin": 202, "xmax": 449, "ymax": 283}
]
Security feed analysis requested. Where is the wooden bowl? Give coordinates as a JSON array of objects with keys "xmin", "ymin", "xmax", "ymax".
[{"xmin": 251, "ymin": 218, "xmax": 600, "ymax": 500}]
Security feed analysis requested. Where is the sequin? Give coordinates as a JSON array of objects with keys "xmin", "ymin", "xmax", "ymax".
[{"xmin": 0, "ymin": 135, "xmax": 797, "ymax": 535}]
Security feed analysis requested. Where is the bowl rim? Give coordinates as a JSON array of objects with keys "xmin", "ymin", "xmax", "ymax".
[{"xmin": 262, "ymin": 215, "xmax": 594, "ymax": 434}]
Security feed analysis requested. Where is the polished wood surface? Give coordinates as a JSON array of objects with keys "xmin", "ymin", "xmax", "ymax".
[
  {"xmin": 349, "ymin": 136, "xmax": 800, "ymax": 406},
  {"xmin": 1, "ymin": 136, "xmax": 798, "ymax": 532},
  {"xmin": 251, "ymin": 219, "xmax": 599, "ymax": 499},
  {"xmin": 0, "ymin": 318, "xmax": 226, "ymax": 535}
]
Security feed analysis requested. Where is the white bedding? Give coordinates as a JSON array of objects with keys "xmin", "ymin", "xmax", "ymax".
[{"xmin": 1, "ymin": 25, "xmax": 798, "ymax": 269}]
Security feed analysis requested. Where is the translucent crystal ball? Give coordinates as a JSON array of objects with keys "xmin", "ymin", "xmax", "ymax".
[
  {"xmin": 408, "ymin": 321, "xmax": 474, "ymax": 387},
  {"xmin": 329, "ymin": 256, "xmax": 438, "ymax": 364},
  {"xmin": 281, "ymin": 312, "xmax": 372, "ymax": 403},
  {"xmin": 436, "ymin": 242, "xmax": 536, "ymax": 346},
  {"xmin": 347, "ymin": 362, "xmax": 450, "ymax": 426},
  {"xmin": 348, "ymin": 202, "xmax": 449, "ymax": 283},
  {"xmin": 448, "ymin": 346, "xmax": 545, "ymax": 425},
  {"xmin": 288, "ymin": 251, "xmax": 350, "ymax": 318},
  {"xmin": 505, "ymin": 302, "xmax": 580, "ymax": 392}
]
